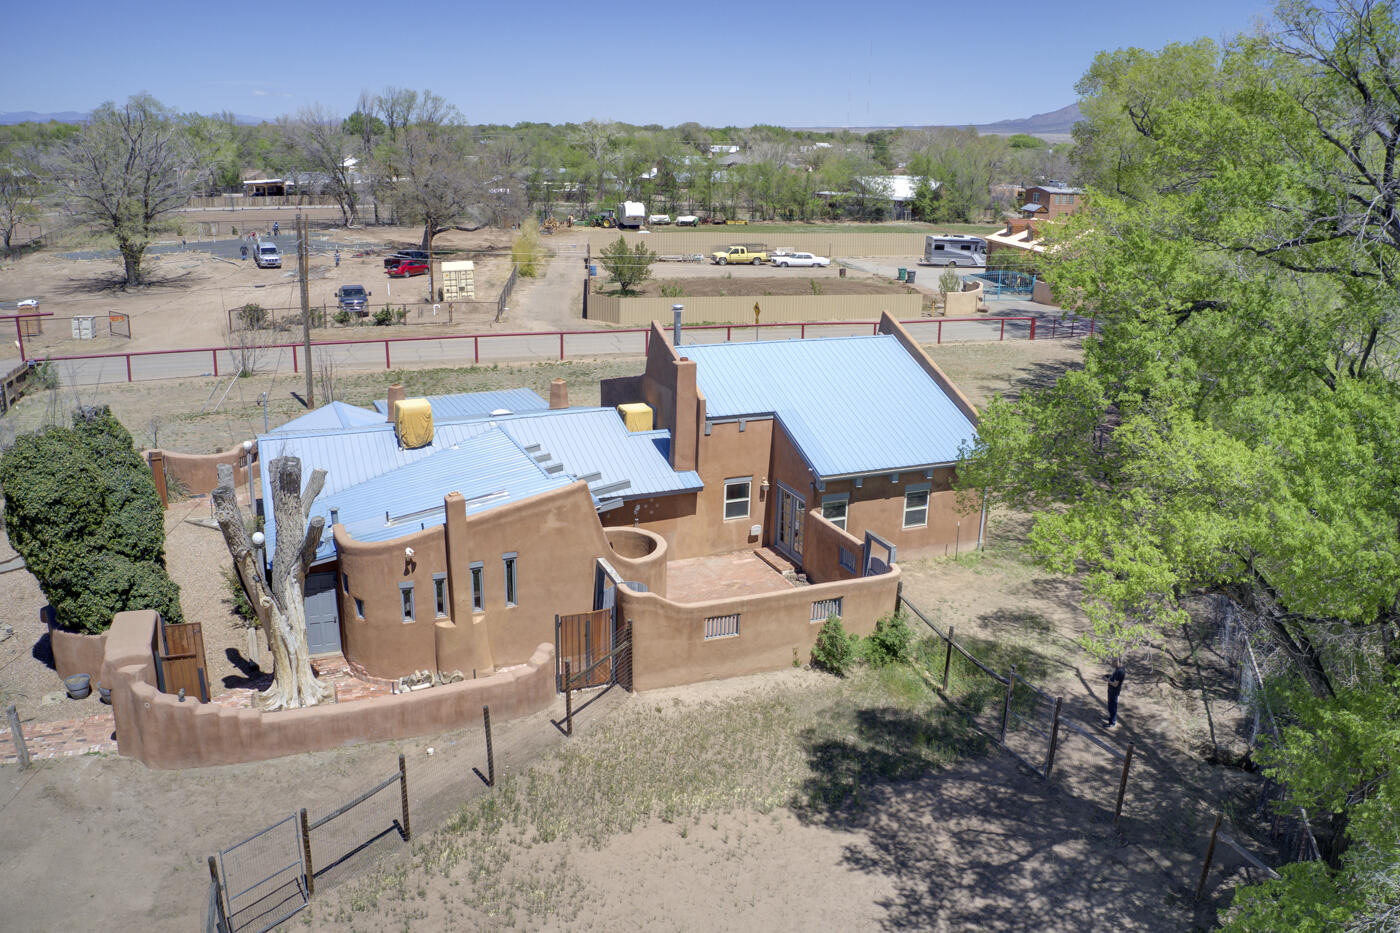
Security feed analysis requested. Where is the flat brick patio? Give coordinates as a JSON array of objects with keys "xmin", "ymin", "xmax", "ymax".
[{"xmin": 665, "ymin": 550, "xmax": 796, "ymax": 603}]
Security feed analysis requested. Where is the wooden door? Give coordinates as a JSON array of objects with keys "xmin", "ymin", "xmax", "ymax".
[
  {"xmin": 157, "ymin": 618, "xmax": 210, "ymax": 702},
  {"xmin": 555, "ymin": 609, "xmax": 614, "ymax": 691}
]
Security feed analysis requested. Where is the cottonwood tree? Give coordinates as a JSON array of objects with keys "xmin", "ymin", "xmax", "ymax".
[
  {"xmin": 46, "ymin": 95, "xmax": 193, "ymax": 285},
  {"xmin": 286, "ymin": 105, "xmax": 360, "ymax": 226},
  {"xmin": 960, "ymin": 2, "xmax": 1400, "ymax": 925},
  {"xmin": 597, "ymin": 235, "xmax": 657, "ymax": 294},
  {"xmin": 213, "ymin": 457, "xmax": 333, "ymax": 711},
  {"xmin": 0, "ymin": 149, "xmax": 39, "ymax": 254}
]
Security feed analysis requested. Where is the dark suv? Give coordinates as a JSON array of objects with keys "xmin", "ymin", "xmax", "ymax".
[
  {"xmin": 335, "ymin": 284, "xmax": 370, "ymax": 315},
  {"xmin": 383, "ymin": 249, "xmax": 429, "ymax": 270}
]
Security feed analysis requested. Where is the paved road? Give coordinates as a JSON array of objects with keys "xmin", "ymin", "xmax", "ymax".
[{"xmin": 60, "ymin": 234, "xmax": 345, "ymax": 263}]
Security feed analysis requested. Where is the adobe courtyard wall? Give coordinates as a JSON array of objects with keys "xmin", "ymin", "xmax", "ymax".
[
  {"xmin": 619, "ymin": 562, "xmax": 901, "ymax": 692},
  {"xmin": 44, "ymin": 605, "xmax": 108, "ymax": 683},
  {"xmin": 147, "ymin": 441, "xmax": 260, "ymax": 502},
  {"xmin": 101, "ymin": 610, "xmax": 556, "ymax": 770}
]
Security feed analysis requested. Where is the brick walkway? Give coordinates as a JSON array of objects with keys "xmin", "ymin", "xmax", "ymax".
[{"xmin": 3, "ymin": 656, "xmax": 392, "ymax": 763}]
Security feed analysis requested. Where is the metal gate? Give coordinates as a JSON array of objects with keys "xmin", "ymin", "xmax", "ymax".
[
  {"xmin": 556, "ymin": 609, "xmax": 615, "ymax": 691},
  {"xmin": 216, "ymin": 814, "xmax": 308, "ymax": 932},
  {"xmin": 108, "ymin": 312, "xmax": 130, "ymax": 338},
  {"xmin": 303, "ymin": 572, "xmax": 342, "ymax": 656}
]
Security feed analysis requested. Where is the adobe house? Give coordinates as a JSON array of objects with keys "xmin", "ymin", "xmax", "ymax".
[
  {"xmin": 1020, "ymin": 184, "xmax": 1084, "ymax": 220},
  {"xmin": 252, "ymin": 313, "xmax": 979, "ymax": 690}
]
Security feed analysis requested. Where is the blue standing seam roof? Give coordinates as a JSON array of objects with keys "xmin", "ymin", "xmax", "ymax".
[
  {"xmin": 681, "ymin": 334, "xmax": 977, "ymax": 479},
  {"xmin": 273, "ymin": 400, "xmax": 384, "ymax": 434},
  {"xmin": 371, "ymin": 387, "xmax": 548, "ymax": 420},
  {"xmin": 257, "ymin": 406, "xmax": 703, "ymax": 565}
]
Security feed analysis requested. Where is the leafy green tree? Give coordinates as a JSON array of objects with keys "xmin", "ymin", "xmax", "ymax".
[
  {"xmin": 960, "ymin": 3, "xmax": 1400, "ymax": 924},
  {"xmin": 597, "ymin": 235, "xmax": 657, "ymax": 295},
  {"xmin": 0, "ymin": 408, "xmax": 180, "ymax": 633}
]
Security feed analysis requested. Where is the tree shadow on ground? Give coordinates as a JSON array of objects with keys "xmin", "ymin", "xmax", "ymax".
[
  {"xmin": 1001, "ymin": 355, "xmax": 1085, "ymax": 400},
  {"xmin": 49, "ymin": 266, "xmax": 202, "ymax": 297},
  {"xmin": 791, "ymin": 694, "xmax": 1236, "ymax": 931},
  {"xmin": 222, "ymin": 647, "xmax": 271, "ymax": 690}
]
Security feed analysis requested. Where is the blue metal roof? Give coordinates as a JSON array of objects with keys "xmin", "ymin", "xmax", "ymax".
[
  {"xmin": 495, "ymin": 408, "xmax": 702, "ymax": 503},
  {"xmin": 682, "ymin": 334, "xmax": 977, "ymax": 479},
  {"xmin": 308, "ymin": 428, "xmax": 573, "ymax": 561},
  {"xmin": 371, "ymin": 387, "xmax": 548, "ymax": 420},
  {"xmin": 273, "ymin": 401, "xmax": 384, "ymax": 433},
  {"xmin": 257, "ymin": 406, "xmax": 702, "ymax": 564}
]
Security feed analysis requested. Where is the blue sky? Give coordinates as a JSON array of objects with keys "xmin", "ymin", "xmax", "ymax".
[{"xmin": 5, "ymin": 0, "xmax": 1274, "ymax": 126}]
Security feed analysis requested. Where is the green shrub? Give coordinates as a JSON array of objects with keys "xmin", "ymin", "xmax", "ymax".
[
  {"xmin": 0, "ymin": 406, "xmax": 181, "ymax": 633},
  {"xmin": 333, "ymin": 310, "xmax": 352, "ymax": 325},
  {"xmin": 512, "ymin": 217, "xmax": 544, "ymax": 276},
  {"xmin": 864, "ymin": 611, "xmax": 914, "ymax": 667},
  {"xmin": 812, "ymin": 615, "xmax": 858, "ymax": 676},
  {"xmin": 235, "ymin": 303, "xmax": 268, "ymax": 329},
  {"xmin": 372, "ymin": 307, "xmax": 393, "ymax": 326},
  {"xmin": 223, "ymin": 568, "xmax": 258, "ymax": 626}
]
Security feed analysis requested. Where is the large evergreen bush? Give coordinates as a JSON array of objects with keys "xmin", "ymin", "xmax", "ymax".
[{"xmin": 0, "ymin": 407, "xmax": 182, "ymax": 633}]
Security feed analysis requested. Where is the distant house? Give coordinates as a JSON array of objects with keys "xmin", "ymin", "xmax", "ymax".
[
  {"xmin": 817, "ymin": 175, "xmax": 939, "ymax": 220},
  {"xmin": 241, "ymin": 177, "xmax": 288, "ymax": 197},
  {"xmin": 709, "ymin": 144, "xmax": 741, "ymax": 154},
  {"xmin": 1020, "ymin": 185, "xmax": 1083, "ymax": 219}
]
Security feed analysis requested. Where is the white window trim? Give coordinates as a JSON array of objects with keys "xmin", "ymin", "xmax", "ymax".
[
  {"xmin": 723, "ymin": 476, "xmax": 752, "ymax": 521},
  {"xmin": 399, "ymin": 582, "xmax": 416, "ymax": 623},
  {"xmin": 903, "ymin": 482, "xmax": 931, "ymax": 529},
  {"xmin": 821, "ymin": 494, "xmax": 849, "ymax": 531}
]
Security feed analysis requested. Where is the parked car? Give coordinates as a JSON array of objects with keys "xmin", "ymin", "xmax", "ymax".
[
  {"xmin": 675, "ymin": 215, "xmax": 699, "ymax": 226},
  {"xmin": 387, "ymin": 260, "xmax": 429, "ymax": 278},
  {"xmin": 383, "ymin": 249, "xmax": 429, "ymax": 270},
  {"xmin": 772, "ymin": 252, "xmax": 830, "ymax": 268},
  {"xmin": 647, "ymin": 213, "xmax": 672, "ymax": 225},
  {"xmin": 336, "ymin": 284, "xmax": 370, "ymax": 315},
  {"xmin": 710, "ymin": 245, "xmax": 768, "ymax": 265}
]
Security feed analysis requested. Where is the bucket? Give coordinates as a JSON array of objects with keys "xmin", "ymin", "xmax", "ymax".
[
  {"xmin": 897, "ymin": 268, "xmax": 907, "ymax": 281},
  {"xmin": 64, "ymin": 673, "xmax": 91, "ymax": 700},
  {"xmin": 906, "ymin": 270, "xmax": 917, "ymax": 284}
]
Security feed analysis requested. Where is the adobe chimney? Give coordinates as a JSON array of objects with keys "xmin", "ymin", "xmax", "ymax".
[
  {"xmin": 549, "ymin": 378, "xmax": 569, "ymax": 409},
  {"xmin": 386, "ymin": 383, "xmax": 406, "ymax": 421}
]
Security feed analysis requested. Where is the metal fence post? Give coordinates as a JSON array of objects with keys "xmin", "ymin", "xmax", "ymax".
[
  {"xmin": 299, "ymin": 808, "xmax": 315, "ymax": 897},
  {"xmin": 941, "ymin": 626, "xmax": 954, "ymax": 694},
  {"xmin": 1115, "ymin": 743, "xmax": 1135, "ymax": 825},
  {"xmin": 1196, "ymin": 811, "xmax": 1224, "ymax": 901},
  {"xmin": 207, "ymin": 855, "xmax": 230, "ymax": 932},
  {"xmin": 6, "ymin": 705, "xmax": 29, "ymax": 769},
  {"xmin": 999, "ymin": 665, "xmax": 1016, "ymax": 742},
  {"xmin": 564, "ymin": 661, "xmax": 574, "ymax": 736},
  {"xmin": 483, "ymin": 705, "xmax": 495, "ymax": 787},
  {"xmin": 398, "ymin": 753, "xmax": 411, "ymax": 841},
  {"xmin": 1043, "ymin": 696, "xmax": 1063, "ymax": 779}
]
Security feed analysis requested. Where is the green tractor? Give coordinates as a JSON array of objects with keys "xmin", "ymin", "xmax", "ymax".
[{"xmin": 587, "ymin": 209, "xmax": 617, "ymax": 229}]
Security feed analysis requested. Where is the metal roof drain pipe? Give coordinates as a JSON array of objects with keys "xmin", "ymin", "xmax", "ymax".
[{"xmin": 672, "ymin": 304, "xmax": 683, "ymax": 347}]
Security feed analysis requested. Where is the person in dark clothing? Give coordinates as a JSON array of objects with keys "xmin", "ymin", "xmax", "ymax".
[
  {"xmin": 272, "ymin": 220, "xmax": 279, "ymax": 237},
  {"xmin": 240, "ymin": 244, "xmax": 248, "ymax": 261},
  {"xmin": 1104, "ymin": 663, "xmax": 1126, "ymax": 727}
]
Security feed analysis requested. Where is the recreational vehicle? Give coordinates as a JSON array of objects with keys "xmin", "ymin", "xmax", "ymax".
[{"xmin": 921, "ymin": 235, "xmax": 986, "ymax": 267}]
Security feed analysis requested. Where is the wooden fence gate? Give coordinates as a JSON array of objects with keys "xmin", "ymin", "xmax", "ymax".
[
  {"xmin": 156, "ymin": 618, "xmax": 211, "ymax": 702},
  {"xmin": 555, "ymin": 609, "xmax": 614, "ymax": 691}
]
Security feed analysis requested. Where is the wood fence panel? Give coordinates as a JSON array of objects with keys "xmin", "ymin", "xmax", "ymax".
[{"xmin": 158, "ymin": 620, "xmax": 210, "ymax": 702}]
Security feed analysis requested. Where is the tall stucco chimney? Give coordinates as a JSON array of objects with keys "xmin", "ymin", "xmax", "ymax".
[
  {"xmin": 549, "ymin": 378, "xmax": 569, "ymax": 409},
  {"xmin": 386, "ymin": 383, "xmax": 406, "ymax": 421}
]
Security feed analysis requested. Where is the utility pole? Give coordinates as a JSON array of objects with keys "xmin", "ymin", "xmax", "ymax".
[
  {"xmin": 427, "ymin": 223, "xmax": 435, "ymax": 307},
  {"xmin": 298, "ymin": 213, "xmax": 313, "ymax": 407}
]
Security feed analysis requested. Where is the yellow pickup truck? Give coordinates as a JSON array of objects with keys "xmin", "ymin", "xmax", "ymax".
[{"xmin": 710, "ymin": 245, "xmax": 768, "ymax": 265}]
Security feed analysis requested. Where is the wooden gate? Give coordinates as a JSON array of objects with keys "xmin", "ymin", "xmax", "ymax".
[
  {"xmin": 155, "ymin": 617, "xmax": 210, "ymax": 702},
  {"xmin": 555, "ymin": 609, "xmax": 614, "ymax": 691}
]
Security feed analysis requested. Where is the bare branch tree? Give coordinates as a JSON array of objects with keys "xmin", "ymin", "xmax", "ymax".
[{"xmin": 285, "ymin": 105, "xmax": 361, "ymax": 226}]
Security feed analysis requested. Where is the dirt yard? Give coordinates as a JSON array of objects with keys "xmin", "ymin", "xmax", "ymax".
[
  {"xmin": 0, "ymin": 336, "xmax": 1277, "ymax": 931},
  {"xmin": 623, "ymin": 273, "xmax": 916, "ymax": 299}
]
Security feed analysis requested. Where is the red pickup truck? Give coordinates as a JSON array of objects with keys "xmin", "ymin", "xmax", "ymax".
[{"xmin": 386, "ymin": 259, "xmax": 429, "ymax": 278}]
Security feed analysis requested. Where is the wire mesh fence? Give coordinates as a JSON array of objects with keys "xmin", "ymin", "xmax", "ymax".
[{"xmin": 215, "ymin": 814, "xmax": 307, "ymax": 933}]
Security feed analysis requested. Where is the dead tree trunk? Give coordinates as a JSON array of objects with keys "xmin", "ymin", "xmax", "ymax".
[{"xmin": 213, "ymin": 457, "xmax": 334, "ymax": 711}]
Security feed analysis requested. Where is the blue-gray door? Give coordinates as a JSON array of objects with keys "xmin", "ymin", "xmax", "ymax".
[{"xmin": 304, "ymin": 571, "xmax": 342, "ymax": 656}]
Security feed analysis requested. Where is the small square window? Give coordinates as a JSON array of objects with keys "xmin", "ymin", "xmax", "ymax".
[
  {"xmin": 503, "ymin": 553, "xmax": 518, "ymax": 607},
  {"xmin": 470, "ymin": 562, "xmax": 484, "ymax": 612},
  {"xmin": 723, "ymin": 477, "xmax": 751, "ymax": 521},
  {"xmin": 821, "ymin": 495, "xmax": 848, "ymax": 531},
  {"xmin": 903, "ymin": 486, "xmax": 930, "ymax": 529},
  {"xmin": 399, "ymin": 582, "xmax": 415, "ymax": 623},
  {"xmin": 433, "ymin": 573, "xmax": 448, "ymax": 618}
]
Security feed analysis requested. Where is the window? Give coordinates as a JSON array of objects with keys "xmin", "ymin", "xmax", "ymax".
[
  {"xmin": 821, "ymin": 494, "xmax": 848, "ymax": 530},
  {"xmin": 903, "ymin": 484, "xmax": 931, "ymax": 529},
  {"xmin": 470, "ymin": 562, "xmax": 484, "ymax": 612},
  {"xmin": 811, "ymin": 597, "xmax": 843, "ymax": 622},
  {"xmin": 503, "ymin": 553, "xmax": 518, "ymax": 607},
  {"xmin": 354, "ymin": 597, "xmax": 365, "ymax": 619},
  {"xmin": 341, "ymin": 572, "xmax": 350, "ymax": 593},
  {"xmin": 704, "ymin": 613, "xmax": 740, "ymax": 639},
  {"xmin": 433, "ymin": 573, "xmax": 448, "ymax": 618},
  {"xmin": 399, "ymin": 582, "xmax": 415, "ymax": 622},
  {"xmin": 838, "ymin": 547, "xmax": 857, "ymax": 573},
  {"xmin": 723, "ymin": 477, "xmax": 751, "ymax": 520}
]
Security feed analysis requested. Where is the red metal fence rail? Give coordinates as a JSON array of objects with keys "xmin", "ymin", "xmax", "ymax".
[{"xmin": 33, "ymin": 315, "xmax": 1098, "ymax": 386}]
